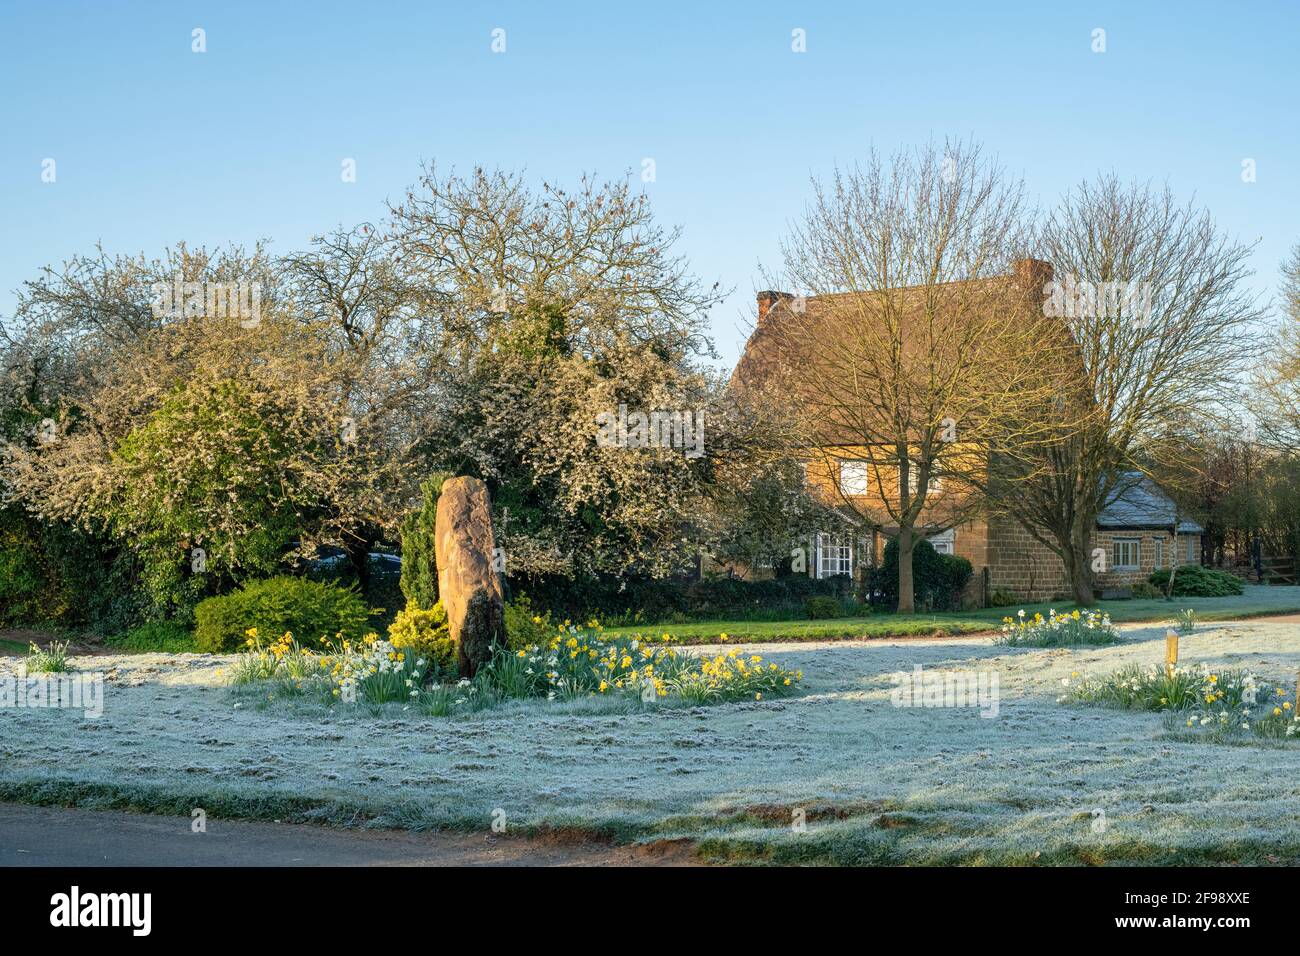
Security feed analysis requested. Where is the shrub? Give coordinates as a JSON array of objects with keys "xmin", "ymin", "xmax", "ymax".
[
  {"xmin": 1148, "ymin": 565, "xmax": 1244, "ymax": 597},
  {"xmin": 877, "ymin": 539, "xmax": 973, "ymax": 611},
  {"xmin": 400, "ymin": 473, "xmax": 450, "ymax": 610},
  {"xmin": 1130, "ymin": 581, "xmax": 1163, "ymax": 599},
  {"xmin": 996, "ymin": 608, "xmax": 1121, "ymax": 647},
  {"xmin": 0, "ymin": 509, "xmax": 143, "ymax": 634},
  {"xmin": 804, "ymin": 596, "xmax": 841, "ymax": 620},
  {"xmin": 988, "ymin": 588, "xmax": 1019, "ymax": 608},
  {"xmin": 387, "ymin": 602, "xmax": 457, "ymax": 673},
  {"xmin": 107, "ymin": 621, "xmax": 198, "ymax": 653},
  {"xmin": 0, "ymin": 521, "xmax": 47, "ymax": 626},
  {"xmin": 503, "ymin": 594, "xmax": 552, "ymax": 650},
  {"xmin": 194, "ymin": 576, "xmax": 371, "ymax": 653}
]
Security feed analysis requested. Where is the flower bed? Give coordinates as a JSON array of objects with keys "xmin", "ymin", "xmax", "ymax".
[
  {"xmin": 1060, "ymin": 661, "xmax": 1300, "ymax": 742},
  {"xmin": 224, "ymin": 623, "xmax": 802, "ymax": 714},
  {"xmin": 995, "ymin": 608, "xmax": 1120, "ymax": 647}
]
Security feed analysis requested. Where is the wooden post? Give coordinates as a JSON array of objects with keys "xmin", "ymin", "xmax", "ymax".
[{"xmin": 1165, "ymin": 630, "xmax": 1179, "ymax": 675}]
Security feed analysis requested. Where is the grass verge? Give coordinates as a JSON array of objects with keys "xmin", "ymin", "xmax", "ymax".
[{"xmin": 603, "ymin": 586, "xmax": 1300, "ymax": 644}]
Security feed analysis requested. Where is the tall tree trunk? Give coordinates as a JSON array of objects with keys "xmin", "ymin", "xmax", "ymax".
[
  {"xmin": 1058, "ymin": 525, "xmax": 1095, "ymax": 605},
  {"xmin": 897, "ymin": 525, "xmax": 915, "ymax": 613},
  {"xmin": 345, "ymin": 533, "xmax": 376, "ymax": 599}
]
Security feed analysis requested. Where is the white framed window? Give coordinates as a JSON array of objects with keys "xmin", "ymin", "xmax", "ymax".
[
  {"xmin": 1186, "ymin": 535, "xmax": 1196, "ymax": 563},
  {"xmin": 928, "ymin": 528, "xmax": 955, "ymax": 555},
  {"xmin": 1113, "ymin": 538, "xmax": 1140, "ymax": 572},
  {"xmin": 816, "ymin": 533, "xmax": 853, "ymax": 578},
  {"xmin": 1153, "ymin": 538, "xmax": 1164, "ymax": 569},
  {"xmin": 839, "ymin": 460, "xmax": 868, "ymax": 496}
]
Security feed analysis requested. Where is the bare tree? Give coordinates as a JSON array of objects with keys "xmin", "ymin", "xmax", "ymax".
[
  {"xmin": 1254, "ymin": 241, "xmax": 1300, "ymax": 451},
  {"xmin": 764, "ymin": 141, "xmax": 1069, "ymax": 611},
  {"xmin": 1001, "ymin": 176, "xmax": 1265, "ymax": 603}
]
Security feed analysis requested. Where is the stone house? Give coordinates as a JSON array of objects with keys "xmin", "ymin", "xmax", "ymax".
[{"xmin": 724, "ymin": 262, "xmax": 1202, "ymax": 605}]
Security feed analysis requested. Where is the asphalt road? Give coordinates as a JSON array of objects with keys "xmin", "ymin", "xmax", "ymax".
[{"xmin": 0, "ymin": 803, "xmax": 699, "ymax": 867}]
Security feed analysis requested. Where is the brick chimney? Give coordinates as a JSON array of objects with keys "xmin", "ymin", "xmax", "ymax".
[
  {"xmin": 756, "ymin": 290, "xmax": 791, "ymax": 323},
  {"xmin": 1011, "ymin": 257, "xmax": 1053, "ymax": 289}
]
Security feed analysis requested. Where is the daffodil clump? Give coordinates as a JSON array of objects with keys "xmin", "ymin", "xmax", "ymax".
[
  {"xmin": 226, "ymin": 627, "xmax": 430, "ymax": 706},
  {"xmin": 995, "ymin": 608, "xmax": 1120, "ymax": 647},
  {"xmin": 482, "ymin": 623, "xmax": 801, "ymax": 704},
  {"xmin": 225, "ymin": 622, "xmax": 803, "ymax": 713},
  {"xmin": 1060, "ymin": 662, "xmax": 1237, "ymax": 711},
  {"xmin": 1169, "ymin": 675, "xmax": 1300, "ymax": 742},
  {"xmin": 1061, "ymin": 662, "xmax": 1300, "ymax": 740},
  {"xmin": 672, "ymin": 649, "xmax": 803, "ymax": 705}
]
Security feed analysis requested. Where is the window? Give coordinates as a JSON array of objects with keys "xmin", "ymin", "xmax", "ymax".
[
  {"xmin": 839, "ymin": 461, "xmax": 868, "ymax": 496},
  {"xmin": 817, "ymin": 533, "xmax": 852, "ymax": 578},
  {"xmin": 928, "ymin": 529, "xmax": 955, "ymax": 555},
  {"xmin": 1112, "ymin": 538, "xmax": 1140, "ymax": 572},
  {"xmin": 1153, "ymin": 538, "xmax": 1164, "ymax": 569},
  {"xmin": 1186, "ymin": 535, "xmax": 1196, "ymax": 563}
]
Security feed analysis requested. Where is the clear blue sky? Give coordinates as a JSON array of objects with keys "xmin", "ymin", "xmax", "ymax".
[{"xmin": 2, "ymin": 0, "xmax": 1296, "ymax": 367}]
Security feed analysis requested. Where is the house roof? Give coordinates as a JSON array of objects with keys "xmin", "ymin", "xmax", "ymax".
[
  {"xmin": 730, "ymin": 262, "xmax": 1053, "ymax": 397},
  {"xmin": 1097, "ymin": 473, "xmax": 1203, "ymax": 533}
]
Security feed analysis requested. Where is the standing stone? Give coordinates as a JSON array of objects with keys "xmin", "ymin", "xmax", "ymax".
[{"xmin": 435, "ymin": 476, "xmax": 506, "ymax": 676}]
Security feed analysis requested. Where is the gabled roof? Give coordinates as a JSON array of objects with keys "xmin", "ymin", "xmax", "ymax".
[
  {"xmin": 730, "ymin": 262, "xmax": 1051, "ymax": 396},
  {"xmin": 1098, "ymin": 472, "xmax": 1203, "ymax": 533}
]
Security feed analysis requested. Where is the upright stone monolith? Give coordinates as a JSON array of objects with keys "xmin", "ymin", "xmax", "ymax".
[{"xmin": 435, "ymin": 476, "xmax": 506, "ymax": 676}]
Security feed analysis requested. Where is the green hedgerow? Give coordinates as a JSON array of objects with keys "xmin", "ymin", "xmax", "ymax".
[{"xmin": 804, "ymin": 596, "xmax": 841, "ymax": 620}]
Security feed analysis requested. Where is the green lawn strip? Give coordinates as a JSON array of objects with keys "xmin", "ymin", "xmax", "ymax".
[
  {"xmin": 601, "ymin": 586, "xmax": 1300, "ymax": 644},
  {"xmin": 0, "ymin": 639, "xmax": 27, "ymax": 654}
]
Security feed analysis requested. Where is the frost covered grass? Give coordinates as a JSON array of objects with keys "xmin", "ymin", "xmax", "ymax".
[
  {"xmin": 995, "ymin": 608, "xmax": 1120, "ymax": 647},
  {"xmin": 4, "ymin": 618, "xmax": 1300, "ymax": 865}
]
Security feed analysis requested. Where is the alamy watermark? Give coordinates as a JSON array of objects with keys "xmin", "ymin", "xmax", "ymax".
[
  {"xmin": 150, "ymin": 275, "xmax": 262, "ymax": 327},
  {"xmin": 891, "ymin": 664, "xmax": 999, "ymax": 718},
  {"xmin": 595, "ymin": 404, "xmax": 705, "ymax": 458},
  {"xmin": 1042, "ymin": 275, "xmax": 1153, "ymax": 322},
  {"xmin": 1, "ymin": 672, "xmax": 104, "ymax": 719}
]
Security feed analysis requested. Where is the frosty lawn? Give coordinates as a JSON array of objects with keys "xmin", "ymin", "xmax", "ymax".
[{"xmin": 3, "ymin": 617, "xmax": 1300, "ymax": 865}]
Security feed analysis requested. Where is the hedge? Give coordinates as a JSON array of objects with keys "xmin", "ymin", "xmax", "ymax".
[
  {"xmin": 1148, "ymin": 565, "xmax": 1244, "ymax": 597},
  {"xmin": 872, "ymin": 538, "xmax": 973, "ymax": 611},
  {"xmin": 194, "ymin": 576, "xmax": 372, "ymax": 652}
]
